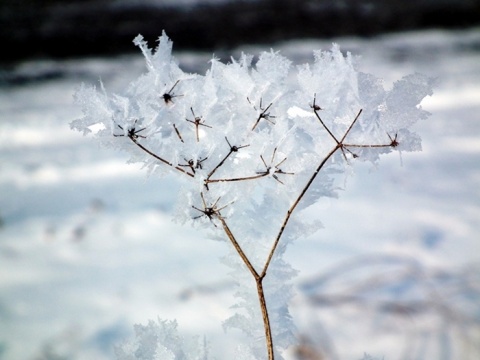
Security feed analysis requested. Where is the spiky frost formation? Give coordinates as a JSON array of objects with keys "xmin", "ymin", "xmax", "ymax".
[{"xmin": 72, "ymin": 31, "xmax": 433, "ymax": 359}]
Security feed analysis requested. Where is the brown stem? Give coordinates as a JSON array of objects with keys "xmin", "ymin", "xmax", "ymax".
[
  {"xmin": 206, "ymin": 151, "xmax": 232, "ymax": 180},
  {"xmin": 339, "ymin": 109, "xmax": 363, "ymax": 143},
  {"xmin": 218, "ymin": 217, "xmax": 274, "ymax": 359},
  {"xmin": 313, "ymin": 111, "xmax": 340, "ymax": 144},
  {"xmin": 218, "ymin": 217, "xmax": 259, "ymax": 279},
  {"xmin": 207, "ymin": 138, "xmax": 250, "ymax": 181},
  {"xmin": 173, "ymin": 124, "xmax": 184, "ymax": 143},
  {"xmin": 256, "ymin": 279, "xmax": 275, "ymax": 360},
  {"xmin": 130, "ymin": 138, "xmax": 194, "ymax": 178},
  {"xmin": 343, "ymin": 143, "xmax": 392, "ymax": 148},
  {"xmin": 261, "ymin": 109, "xmax": 366, "ymax": 276},
  {"xmin": 261, "ymin": 145, "xmax": 339, "ymax": 278},
  {"xmin": 206, "ymin": 172, "xmax": 269, "ymax": 184}
]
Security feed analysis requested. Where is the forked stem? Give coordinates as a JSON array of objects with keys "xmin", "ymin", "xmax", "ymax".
[
  {"xmin": 218, "ymin": 217, "xmax": 258, "ymax": 279},
  {"xmin": 261, "ymin": 145, "xmax": 339, "ymax": 278},
  {"xmin": 262, "ymin": 106, "xmax": 396, "ymax": 277},
  {"xmin": 256, "ymin": 106, "xmax": 398, "ymax": 360},
  {"xmin": 119, "ymin": 99, "xmax": 398, "ymax": 360},
  {"xmin": 218, "ymin": 216, "xmax": 274, "ymax": 359}
]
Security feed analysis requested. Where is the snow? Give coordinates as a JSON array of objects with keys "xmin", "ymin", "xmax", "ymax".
[{"xmin": 1, "ymin": 28, "xmax": 479, "ymax": 359}]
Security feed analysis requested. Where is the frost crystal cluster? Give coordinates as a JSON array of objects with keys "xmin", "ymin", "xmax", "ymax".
[
  {"xmin": 115, "ymin": 319, "xmax": 207, "ymax": 360},
  {"xmin": 72, "ymin": 31, "xmax": 432, "ymax": 359}
]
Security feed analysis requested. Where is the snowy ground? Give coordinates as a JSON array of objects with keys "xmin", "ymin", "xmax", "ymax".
[{"xmin": 1, "ymin": 28, "xmax": 479, "ymax": 360}]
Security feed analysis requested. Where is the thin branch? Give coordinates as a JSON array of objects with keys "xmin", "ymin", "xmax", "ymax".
[
  {"xmin": 192, "ymin": 193, "xmax": 231, "ymax": 227},
  {"xmin": 261, "ymin": 145, "xmax": 339, "ymax": 278},
  {"xmin": 256, "ymin": 148, "xmax": 294, "ymax": 184},
  {"xmin": 261, "ymin": 104, "xmax": 399, "ymax": 278},
  {"xmin": 186, "ymin": 107, "xmax": 212, "ymax": 142},
  {"xmin": 113, "ymin": 120, "xmax": 194, "ymax": 177},
  {"xmin": 206, "ymin": 147, "xmax": 293, "ymax": 185},
  {"xmin": 206, "ymin": 137, "xmax": 250, "ymax": 181},
  {"xmin": 343, "ymin": 143, "xmax": 392, "ymax": 148},
  {"xmin": 313, "ymin": 109, "xmax": 339, "ymax": 144},
  {"xmin": 248, "ymin": 97, "xmax": 276, "ymax": 131},
  {"xmin": 162, "ymin": 80, "xmax": 183, "ymax": 104},
  {"xmin": 256, "ymin": 279, "xmax": 274, "ymax": 360},
  {"xmin": 218, "ymin": 216, "xmax": 274, "ymax": 359},
  {"xmin": 206, "ymin": 172, "xmax": 269, "ymax": 184},
  {"xmin": 344, "ymin": 132, "xmax": 400, "ymax": 149},
  {"xmin": 339, "ymin": 109, "xmax": 363, "ymax": 143},
  {"xmin": 173, "ymin": 124, "xmax": 184, "ymax": 143},
  {"xmin": 129, "ymin": 138, "xmax": 195, "ymax": 178},
  {"xmin": 218, "ymin": 217, "xmax": 259, "ymax": 279}
]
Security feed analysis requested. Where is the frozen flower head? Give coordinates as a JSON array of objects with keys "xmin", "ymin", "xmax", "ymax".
[
  {"xmin": 72, "ymin": 31, "xmax": 433, "ymax": 359},
  {"xmin": 72, "ymin": 31, "xmax": 432, "ymax": 235}
]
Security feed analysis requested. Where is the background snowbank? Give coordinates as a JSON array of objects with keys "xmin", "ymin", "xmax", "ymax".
[{"xmin": 0, "ymin": 28, "xmax": 479, "ymax": 359}]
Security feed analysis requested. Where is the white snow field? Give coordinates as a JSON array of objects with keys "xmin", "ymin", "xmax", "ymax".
[{"xmin": 1, "ymin": 28, "xmax": 479, "ymax": 359}]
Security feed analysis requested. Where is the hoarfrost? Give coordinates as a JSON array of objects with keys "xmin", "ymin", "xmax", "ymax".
[
  {"xmin": 72, "ymin": 31, "xmax": 433, "ymax": 359},
  {"xmin": 114, "ymin": 319, "xmax": 207, "ymax": 360}
]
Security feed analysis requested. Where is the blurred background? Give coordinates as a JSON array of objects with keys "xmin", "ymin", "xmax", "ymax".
[
  {"xmin": 1, "ymin": 1, "xmax": 480, "ymax": 360},
  {"xmin": 1, "ymin": 0, "xmax": 480, "ymax": 65}
]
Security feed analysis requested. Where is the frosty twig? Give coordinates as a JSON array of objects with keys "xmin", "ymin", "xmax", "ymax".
[
  {"xmin": 115, "ymin": 121, "xmax": 195, "ymax": 177},
  {"xmin": 218, "ymin": 215, "xmax": 274, "ymax": 360},
  {"xmin": 113, "ymin": 98, "xmax": 403, "ymax": 360},
  {"xmin": 248, "ymin": 97, "xmax": 276, "ymax": 131},
  {"xmin": 205, "ymin": 137, "xmax": 250, "ymax": 181},
  {"xmin": 186, "ymin": 107, "xmax": 212, "ymax": 142},
  {"xmin": 73, "ymin": 32, "xmax": 432, "ymax": 360},
  {"xmin": 262, "ymin": 99, "xmax": 399, "ymax": 280}
]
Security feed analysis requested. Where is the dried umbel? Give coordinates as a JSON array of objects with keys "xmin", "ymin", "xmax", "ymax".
[{"xmin": 72, "ymin": 31, "xmax": 433, "ymax": 359}]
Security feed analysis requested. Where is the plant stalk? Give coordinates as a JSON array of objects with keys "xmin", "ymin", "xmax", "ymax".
[{"xmin": 257, "ymin": 278, "xmax": 274, "ymax": 360}]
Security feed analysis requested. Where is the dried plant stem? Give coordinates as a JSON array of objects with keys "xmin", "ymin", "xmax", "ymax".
[
  {"xmin": 173, "ymin": 123, "xmax": 184, "ymax": 143},
  {"xmin": 221, "ymin": 158, "xmax": 333, "ymax": 360},
  {"xmin": 263, "ymin": 107, "xmax": 394, "ymax": 278},
  {"xmin": 206, "ymin": 173, "xmax": 269, "ymax": 184},
  {"xmin": 344, "ymin": 143, "xmax": 393, "ymax": 148},
  {"xmin": 218, "ymin": 216, "xmax": 274, "ymax": 359},
  {"xmin": 261, "ymin": 145, "xmax": 339, "ymax": 279},
  {"xmin": 130, "ymin": 138, "xmax": 195, "ymax": 177},
  {"xmin": 206, "ymin": 137, "xmax": 250, "ymax": 181},
  {"xmin": 251, "ymin": 107, "xmax": 396, "ymax": 359},
  {"xmin": 215, "ymin": 106, "xmax": 396, "ymax": 360},
  {"xmin": 250, "ymin": 142, "xmax": 340, "ymax": 359},
  {"xmin": 118, "ymin": 102, "xmax": 397, "ymax": 360},
  {"xmin": 218, "ymin": 217, "xmax": 258, "ymax": 279},
  {"xmin": 256, "ymin": 279, "xmax": 274, "ymax": 360},
  {"xmin": 206, "ymin": 152, "xmax": 231, "ymax": 180}
]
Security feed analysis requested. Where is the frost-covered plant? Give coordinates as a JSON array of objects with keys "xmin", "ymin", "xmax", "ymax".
[
  {"xmin": 72, "ymin": 31, "xmax": 433, "ymax": 359},
  {"xmin": 114, "ymin": 319, "xmax": 207, "ymax": 360}
]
